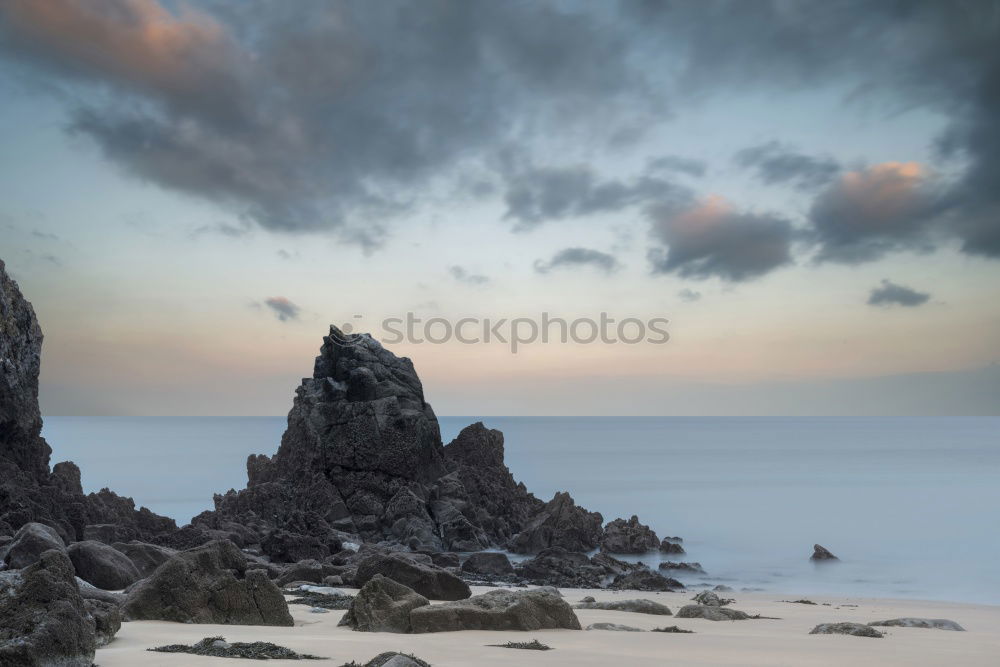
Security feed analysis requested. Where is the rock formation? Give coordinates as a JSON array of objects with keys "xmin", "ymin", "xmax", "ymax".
[
  {"xmin": 0, "ymin": 259, "xmax": 176, "ymax": 543},
  {"xmin": 409, "ymin": 588, "xmax": 581, "ymax": 632},
  {"xmin": 195, "ymin": 326, "xmax": 602, "ymax": 557},
  {"xmin": 339, "ymin": 574, "xmax": 429, "ymax": 632},
  {"xmin": 599, "ymin": 515, "xmax": 659, "ymax": 553},
  {"xmin": 810, "ymin": 544, "xmax": 838, "ymax": 561}
]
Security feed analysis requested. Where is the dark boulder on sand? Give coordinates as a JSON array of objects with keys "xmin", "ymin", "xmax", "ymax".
[
  {"xmin": 600, "ymin": 515, "xmax": 659, "ymax": 554},
  {"xmin": 677, "ymin": 604, "xmax": 750, "ymax": 621},
  {"xmin": 0, "ymin": 549, "xmax": 96, "ymax": 666},
  {"xmin": 67, "ymin": 540, "xmax": 141, "ymax": 590},
  {"xmin": 111, "ymin": 540, "xmax": 177, "ymax": 577},
  {"xmin": 810, "ymin": 544, "xmax": 839, "ymax": 561},
  {"xmin": 339, "ymin": 574, "xmax": 429, "ymax": 633},
  {"xmin": 355, "ymin": 552, "xmax": 470, "ymax": 601},
  {"xmin": 869, "ymin": 618, "xmax": 964, "ymax": 631},
  {"xmin": 123, "ymin": 540, "xmax": 293, "ymax": 625},
  {"xmin": 610, "ymin": 569, "xmax": 684, "ymax": 592},
  {"xmin": 409, "ymin": 588, "xmax": 581, "ymax": 633},
  {"xmin": 810, "ymin": 622, "xmax": 883, "ymax": 637},
  {"xmin": 575, "ymin": 597, "xmax": 672, "ymax": 615}
]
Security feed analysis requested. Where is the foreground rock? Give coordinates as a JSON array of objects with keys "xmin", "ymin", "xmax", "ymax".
[
  {"xmin": 600, "ymin": 515, "xmax": 659, "ymax": 554},
  {"xmin": 355, "ymin": 552, "xmax": 470, "ymax": 600},
  {"xmin": 150, "ymin": 636, "xmax": 324, "ymax": 660},
  {"xmin": 869, "ymin": 618, "xmax": 965, "ymax": 631},
  {"xmin": 0, "ymin": 549, "xmax": 95, "ymax": 666},
  {"xmin": 68, "ymin": 540, "xmax": 141, "ymax": 590},
  {"xmin": 810, "ymin": 544, "xmax": 839, "ymax": 561},
  {"xmin": 575, "ymin": 596, "xmax": 672, "ymax": 615},
  {"xmin": 410, "ymin": 588, "xmax": 581, "ymax": 632},
  {"xmin": 84, "ymin": 598, "xmax": 122, "ymax": 647},
  {"xmin": 810, "ymin": 622, "xmax": 883, "ymax": 638},
  {"xmin": 124, "ymin": 540, "xmax": 293, "ymax": 625},
  {"xmin": 676, "ymin": 604, "xmax": 751, "ymax": 621},
  {"xmin": 340, "ymin": 574, "xmax": 430, "ymax": 633}
]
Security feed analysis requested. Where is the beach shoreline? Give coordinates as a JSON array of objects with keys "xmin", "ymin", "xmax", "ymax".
[{"xmin": 96, "ymin": 586, "xmax": 1000, "ymax": 666}]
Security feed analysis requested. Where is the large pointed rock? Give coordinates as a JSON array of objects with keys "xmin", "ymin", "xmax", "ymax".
[
  {"xmin": 509, "ymin": 492, "xmax": 603, "ymax": 554},
  {"xmin": 339, "ymin": 574, "xmax": 429, "ymax": 632}
]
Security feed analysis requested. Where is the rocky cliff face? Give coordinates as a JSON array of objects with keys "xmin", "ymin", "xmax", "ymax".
[
  {"xmin": 0, "ymin": 259, "xmax": 176, "ymax": 542},
  {"xmin": 197, "ymin": 326, "xmax": 591, "ymax": 556}
]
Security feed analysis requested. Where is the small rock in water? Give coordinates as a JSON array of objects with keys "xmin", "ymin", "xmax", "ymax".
[
  {"xmin": 586, "ymin": 622, "xmax": 645, "ymax": 632},
  {"xmin": 148, "ymin": 636, "xmax": 326, "ymax": 659},
  {"xmin": 809, "ymin": 622, "xmax": 883, "ymax": 638},
  {"xmin": 810, "ymin": 544, "xmax": 839, "ymax": 561},
  {"xmin": 868, "ymin": 618, "xmax": 965, "ymax": 631}
]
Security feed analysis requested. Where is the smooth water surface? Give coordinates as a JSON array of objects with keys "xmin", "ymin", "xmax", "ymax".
[{"xmin": 43, "ymin": 416, "xmax": 1000, "ymax": 604}]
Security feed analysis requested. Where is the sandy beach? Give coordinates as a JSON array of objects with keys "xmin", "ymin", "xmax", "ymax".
[{"xmin": 94, "ymin": 586, "xmax": 1000, "ymax": 667}]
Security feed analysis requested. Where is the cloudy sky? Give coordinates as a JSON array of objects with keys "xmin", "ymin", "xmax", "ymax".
[{"xmin": 1, "ymin": 0, "xmax": 998, "ymax": 416}]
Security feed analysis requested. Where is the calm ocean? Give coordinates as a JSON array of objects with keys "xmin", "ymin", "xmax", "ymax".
[{"xmin": 42, "ymin": 416, "xmax": 1000, "ymax": 604}]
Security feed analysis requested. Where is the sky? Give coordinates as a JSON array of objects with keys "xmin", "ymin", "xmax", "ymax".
[{"xmin": 0, "ymin": 0, "xmax": 998, "ymax": 416}]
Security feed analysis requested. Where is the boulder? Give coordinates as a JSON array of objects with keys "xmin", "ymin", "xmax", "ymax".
[
  {"xmin": 76, "ymin": 577, "xmax": 125, "ymax": 605},
  {"xmin": 84, "ymin": 598, "xmax": 122, "ymax": 647},
  {"xmin": 67, "ymin": 540, "xmax": 141, "ymax": 590},
  {"xmin": 600, "ymin": 516, "xmax": 659, "ymax": 554},
  {"xmin": 1, "ymin": 522, "xmax": 65, "ymax": 569},
  {"xmin": 508, "ymin": 491, "xmax": 603, "ymax": 554},
  {"xmin": 410, "ymin": 588, "xmax": 581, "ymax": 633},
  {"xmin": 355, "ymin": 552, "xmax": 470, "ymax": 601},
  {"xmin": 868, "ymin": 618, "xmax": 964, "ymax": 631},
  {"xmin": 516, "ymin": 547, "xmax": 606, "ymax": 588},
  {"xmin": 0, "ymin": 549, "xmax": 96, "ymax": 666},
  {"xmin": 111, "ymin": 540, "xmax": 178, "ymax": 577},
  {"xmin": 575, "ymin": 598, "xmax": 672, "ymax": 615},
  {"xmin": 659, "ymin": 561, "xmax": 705, "ymax": 575},
  {"xmin": 273, "ymin": 559, "xmax": 342, "ymax": 587},
  {"xmin": 810, "ymin": 622, "xmax": 883, "ymax": 638},
  {"xmin": 83, "ymin": 523, "xmax": 137, "ymax": 544},
  {"xmin": 591, "ymin": 551, "xmax": 645, "ymax": 576},
  {"xmin": 676, "ymin": 604, "xmax": 750, "ymax": 621},
  {"xmin": 810, "ymin": 544, "xmax": 839, "ymax": 561},
  {"xmin": 428, "ymin": 552, "xmax": 460, "ymax": 568},
  {"xmin": 123, "ymin": 540, "xmax": 293, "ymax": 625},
  {"xmin": 691, "ymin": 590, "xmax": 733, "ymax": 607},
  {"xmin": 365, "ymin": 654, "xmax": 431, "ymax": 667},
  {"xmin": 339, "ymin": 574, "xmax": 429, "ymax": 632},
  {"xmin": 461, "ymin": 552, "xmax": 514, "ymax": 577},
  {"xmin": 610, "ymin": 569, "xmax": 683, "ymax": 592}
]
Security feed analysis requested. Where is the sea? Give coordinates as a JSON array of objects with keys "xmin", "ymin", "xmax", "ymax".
[{"xmin": 42, "ymin": 416, "xmax": 1000, "ymax": 605}]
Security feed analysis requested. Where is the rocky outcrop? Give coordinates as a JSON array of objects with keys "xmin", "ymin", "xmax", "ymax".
[
  {"xmin": 339, "ymin": 574, "xmax": 429, "ymax": 632},
  {"xmin": 659, "ymin": 537, "xmax": 685, "ymax": 555},
  {"xmin": 409, "ymin": 588, "xmax": 581, "ymax": 633},
  {"xmin": 354, "ymin": 552, "xmax": 470, "ymax": 601},
  {"xmin": 810, "ymin": 544, "xmax": 838, "ymax": 561},
  {"xmin": 609, "ymin": 569, "xmax": 684, "ymax": 592},
  {"xmin": 67, "ymin": 540, "xmax": 141, "ymax": 590},
  {"xmin": 810, "ymin": 622, "xmax": 883, "ymax": 638},
  {"xmin": 508, "ymin": 492, "xmax": 603, "ymax": 554},
  {"xmin": 575, "ymin": 596, "xmax": 672, "ymax": 615},
  {"xmin": 600, "ymin": 515, "xmax": 659, "ymax": 554},
  {"xmin": 123, "ymin": 540, "xmax": 293, "ymax": 625},
  {"xmin": 0, "ymin": 549, "xmax": 96, "ymax": 666},
  {"xmin": 0, "ymin": 259, "xmax": 176, "ymax": 543},
  {"xmin": 515, "ymin": 547, "xmax": 608, "ymax": 588},
  {"xmin": 659, "ymin": 561, "xmax": 705, "ymax": 575}
]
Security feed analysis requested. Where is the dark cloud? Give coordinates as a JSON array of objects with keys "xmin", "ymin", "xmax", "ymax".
[
  {"xmin": 534, "ymin": 247, "xmax": 619, "ymax": 274},
  {"xmin": 867, "ymin": 280, "xmax": 930, "ymax": 308},
  {"xmin": 262, "ymin": 296, "xmax": 300, "ymax": 322},
  {"xmin": 449, "ymin": 266, "xmax": 489, "ymax": 285},
  {"xmin": 734, "ymin": 141, "xmax": 839, "ymax": 190},
  {"xmin": 808, "ymin": 162, "xmax": 944, "ymax": 264},
  {"xmin": 648, "ymin": 197, "xmax": 793, "ymax": 282}
]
